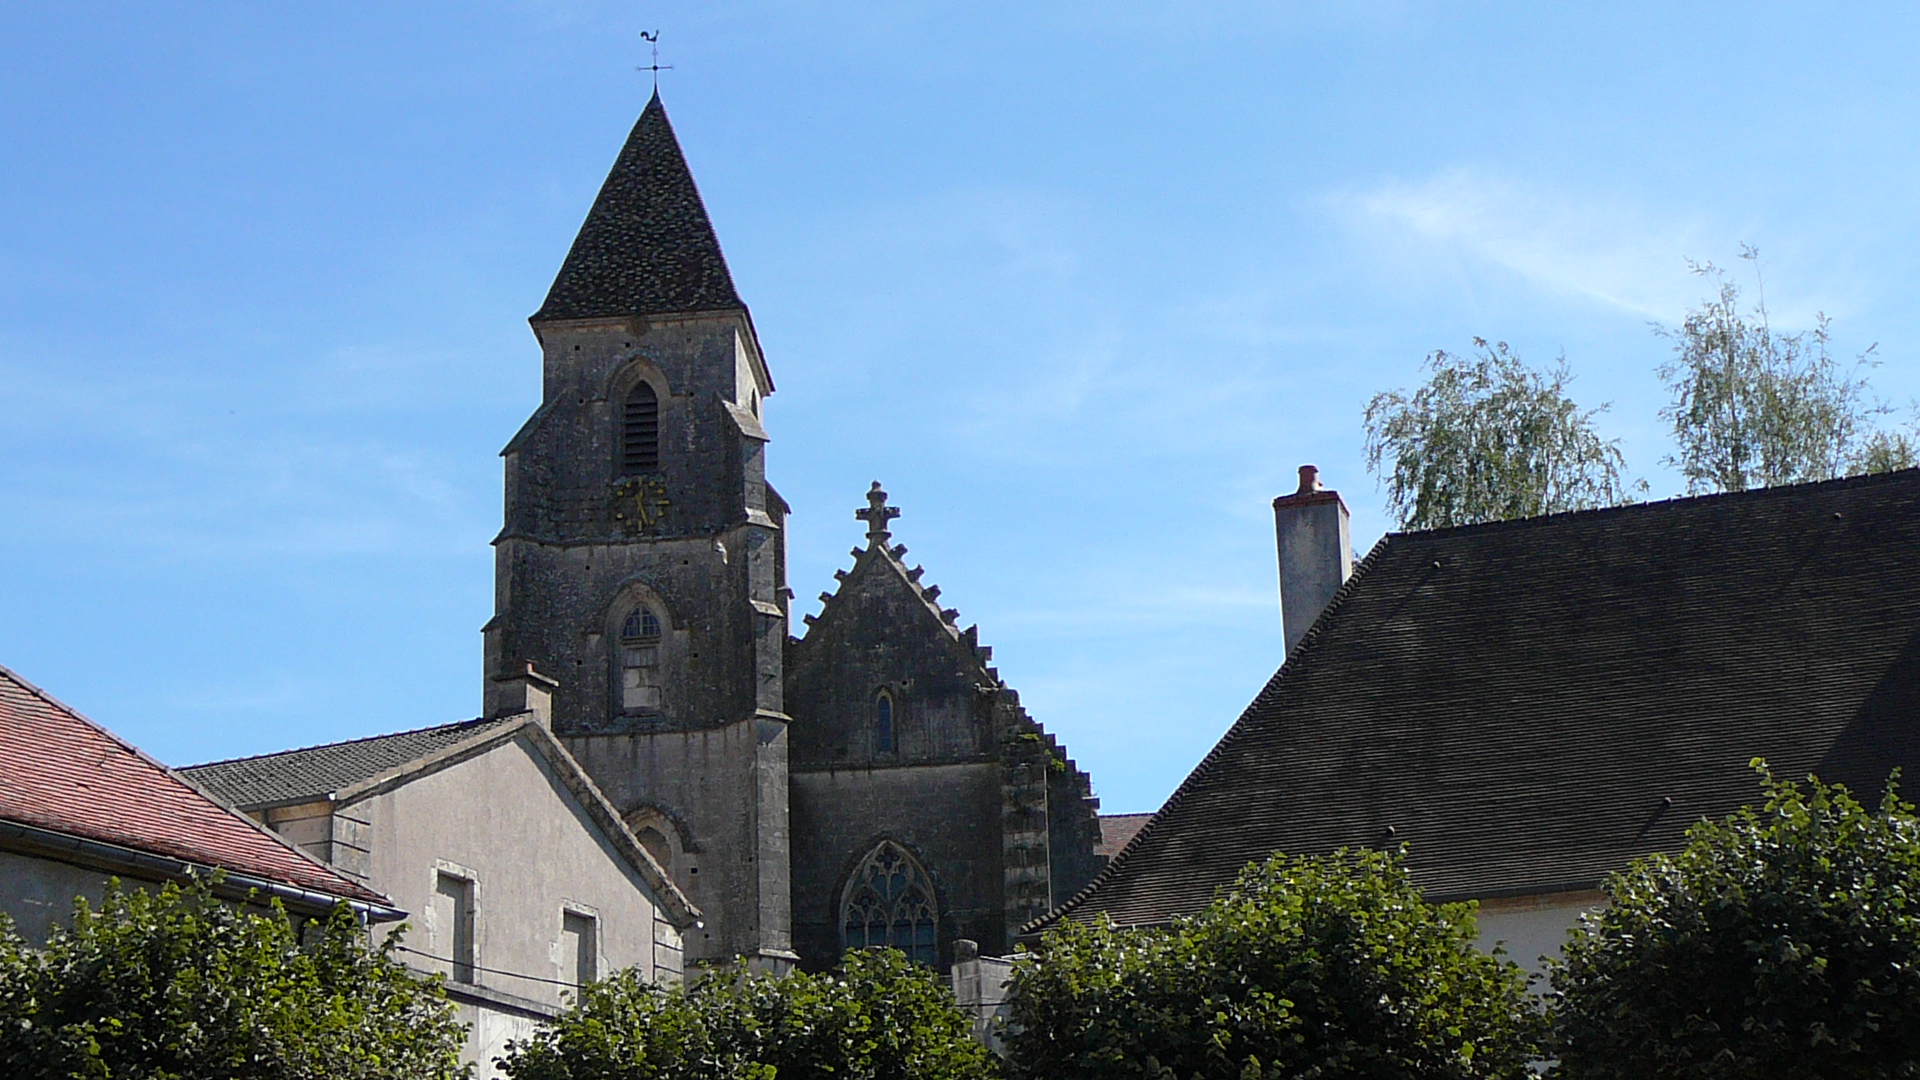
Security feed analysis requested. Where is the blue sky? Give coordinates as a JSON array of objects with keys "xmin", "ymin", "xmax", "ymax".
[{"xmin": 4, "ymin": 2, "xmax": 1917, "ymax": 812}]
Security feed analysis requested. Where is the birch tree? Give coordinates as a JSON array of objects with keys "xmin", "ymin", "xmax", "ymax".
[{"xmin": 1365, "ymin": 340, "xmax": 1638, "ymax": 530}]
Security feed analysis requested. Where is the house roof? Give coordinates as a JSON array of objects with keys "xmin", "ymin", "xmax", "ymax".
[
  {"xmin": 0, "ymin": 665, "xmax": 390, "ymax": 907},
  {"xmin": 183, "ymin": 715, "xmax": 703, "ymax": 928},
  {"xmin": 184, "ymin": 716, "xmax": 517, "ymax": 810},
  {"xmin": 1095, "ymin": 814, "xmax": 1153, "ymax": 860},
  {"xmin": 1039, "ymin": 468, "xmax": 1920, "ymax": 932},
  {"xmin": 531, "ymin": 92, "xmax": 745, "ymax": 323}
]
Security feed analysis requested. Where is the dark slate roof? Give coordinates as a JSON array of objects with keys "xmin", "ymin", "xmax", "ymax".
[
  {"xmin": 531, "ymin": 92, "xmax": 745, "ymax": 322},
  {"xmin": 183, "ymin": 717, "xmax": 516, "ymax": 810},
  {"xmin": 1041, "ymin": 468, "xmax": 1920, "ymax": 931},
  {"xmin": 0, "ymin": 665, "xmax": 390, "ymax": 905}
]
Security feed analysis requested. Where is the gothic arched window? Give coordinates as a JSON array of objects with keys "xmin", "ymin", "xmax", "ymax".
[
  {"xmin": 622, "ymin": 382, "xmax": 660, "ymax": 475},
  {"xmin": 873, "ymin": 690, "xmax": 895, "ymax": 754},
  {"xmin": 619, "ymin": 605, "xmax": 663, "ymax": 713},
  {"xmin": 840, "ymin": 841, "xmax": 937, "ymax": 965}
]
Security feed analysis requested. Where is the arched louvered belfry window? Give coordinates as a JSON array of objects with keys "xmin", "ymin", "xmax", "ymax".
[
  {"xmin": 841, "ymin": 842, "xmax": 938, "ymax": 965},
  {"xmin": 873, "ymin": 690, "xmax": 895, "ymax": 754},
  {"xmin": 619, "ymin": 605, "xmax": 663, "ymax": 713},
  {"xmin": 622, "ymin": 382, "xmax": 659, "ymax": 475}
]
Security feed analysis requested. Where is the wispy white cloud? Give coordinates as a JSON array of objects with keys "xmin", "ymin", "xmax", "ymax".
[{"xmin": 1330, "ymin": 169, "xmax": 1722, "ymax": 322}]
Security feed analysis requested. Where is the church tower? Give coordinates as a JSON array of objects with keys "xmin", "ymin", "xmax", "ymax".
[{"xmin": 484, "ymin": 93, "xmax": 793, "ymax": 970}]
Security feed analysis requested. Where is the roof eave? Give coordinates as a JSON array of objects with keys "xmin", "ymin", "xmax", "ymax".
[{"xmin": 0, "ymin": 817, "xmax": 401, "ymax": 921}]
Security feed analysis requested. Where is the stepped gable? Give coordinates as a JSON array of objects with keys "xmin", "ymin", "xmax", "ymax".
[
  {"xmin": 183, "ymin": 716, "xmax": 518, "ymax": 810},
  {"xmin": 1034, "ymin": 468, "xmax": 1920, "ymax": 933},
  {"xmin": 532, "ymin": 91, "xmax": 745, "ymax": 323},
  {"xmin": 790, "ymin": 482, "xmax": 1072, "ymax": 757},
  {"xmin": 0, "ymin": 664, "xmax": 389, "ymax": 906},
  {"xmin": 784, "ymin": 481, "xmax": 1103, "ymax": 792},
  {"xmin": 795, "ymin": 483, "xmax": 990, "ymax": 671},
  {"xmin": 785, "ymin": 482, "xmax": 1106, "ymax": 944}
]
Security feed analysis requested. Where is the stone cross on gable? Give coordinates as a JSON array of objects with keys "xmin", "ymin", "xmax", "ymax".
[{"xmin": 855, "ymin": 481, "xmax": 901, "ymax": 546}]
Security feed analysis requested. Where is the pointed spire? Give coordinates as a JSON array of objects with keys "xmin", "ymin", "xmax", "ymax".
[{"xmin": 532, "ymin": 92, "xmax": 746, "ymax": 323}]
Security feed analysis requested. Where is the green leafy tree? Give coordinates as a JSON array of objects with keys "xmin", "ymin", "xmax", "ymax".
[
  {"xmin": 1853, "ymin": 414, "xmax": 1920, "ymax": 475},
  {"xmin": 1659, "ymin": 248, "xmax": 1909, "ymax": 492},
  {"xmin": 1365, "ymin": 340, "xmax": 1638, "ymax": 530},
  {"xmin": 1005, "ymin": 848, "xmax": 1541, "ymax": 1080},
  {"xmin": 497, "ymin": 947, "xmax": 996, "ymax": 1080},
  {"xmin": 1549, "ymin": 765, "xmax": 1920, "ymax": 1079},
  {"xmin": 0, "ymin": 876, "xmax": 469, "ymax": 1079}
]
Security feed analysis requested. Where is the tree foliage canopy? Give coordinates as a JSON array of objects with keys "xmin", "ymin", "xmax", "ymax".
[
  {"xmin": 496, "ymin": 947, "xmax": 995, "ymax": 1080},
  {"xmin": 1550, "ymin": 766, "xmax": 1920, "ymax": 1079},
  {"xmin": 1365, "ymin": 340, "xmax": 1637, "ymax": 530},
  {"xmin": 1005, "ymin": 848, "xmax": 1540, "ymax": 1080},
  {"xmin": 0, "ymin": 877, "xmax": 468, "ymax": 1080},
  {"xmin": 1659, "ymin": 249, "xmax": 1915, "ymax": 492}
]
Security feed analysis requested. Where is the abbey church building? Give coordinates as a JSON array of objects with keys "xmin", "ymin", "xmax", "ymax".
[{"xmin": 483, "ymin": 92, "xmax": 1102, "ymax": 972}]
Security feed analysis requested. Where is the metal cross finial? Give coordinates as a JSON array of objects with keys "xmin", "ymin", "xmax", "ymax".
[
  {"xmin": 637, "ymin": 30, "xmax": 673, "ymax": 91},
  {"xmin": 855, "ymin": 481, "xmax": 901, "ymax": 546}
]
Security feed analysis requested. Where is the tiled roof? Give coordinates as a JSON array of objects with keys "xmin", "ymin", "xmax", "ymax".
[
  {"xmin": 1095, "ymin": 814, "xmax": 1153, "ymax": 860},
  {"xmin": 1042, "ymin": 468, "xmax": 1920, "ymax": 931},
  {"xmin": 0, "ymin": 665, "xmax": 388, "ymax": 905},
  {"xmin": 183, "ymin": 717, "xmax": 516, "ymax": 810},
  {"xmin": 531, "ymin": 92, "xmax": 745, "ymax": 323}
]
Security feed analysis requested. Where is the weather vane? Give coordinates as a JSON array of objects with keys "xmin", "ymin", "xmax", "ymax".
[{"xmin": 637, "ymin": 30, "xmax": 672, "ymax": 91}]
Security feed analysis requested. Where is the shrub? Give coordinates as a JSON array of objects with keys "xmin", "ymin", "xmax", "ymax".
[
  {"xmin": 0, "ymin": 876, "xmax": 468, "ymax": 1079},
  {"xmin": 1550, "ymin": 764, "xmax": 1920, "ymax": 1079},
  {"xmin": 497, "ymin": 946, "xmax": 996, "ymax": 1080},
  {"xmin": 1006, "ymin": 848, "xmax": 1540, "ymax": 1080}
]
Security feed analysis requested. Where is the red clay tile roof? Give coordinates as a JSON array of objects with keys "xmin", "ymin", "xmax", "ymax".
[
  {"xmin": 0, "ymin": 664, "xmax": 389, "ymax": 906},
  {"xmin": 1095, "ymin": 814, "xmax": 1154, "ymax": 860}
]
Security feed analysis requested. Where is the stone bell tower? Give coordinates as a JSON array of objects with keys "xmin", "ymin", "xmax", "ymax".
[{"xmin": 483, "ymin": 91, "xmax": 793, "ymax": 970}]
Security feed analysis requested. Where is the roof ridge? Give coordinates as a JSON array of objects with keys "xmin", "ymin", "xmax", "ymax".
[
  {"xmin": 1390, "ymin": 465, "xmax": 1920, "ymax": 541},
  {"xmin": 183, "ymin": 715, "xmax": 498, "ymax": 771}
]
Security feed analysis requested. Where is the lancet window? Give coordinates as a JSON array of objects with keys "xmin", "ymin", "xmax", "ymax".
[{"xmin": 873, "ymin": 690, "xmax": 895, "ymax": 754}]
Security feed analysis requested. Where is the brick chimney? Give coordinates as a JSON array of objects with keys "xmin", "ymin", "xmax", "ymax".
[
  {"xmin": 1273, "ymin": 465, "xmax": 1352, "ymax": 656},
  {"xmin": 487, "ymin": 661, "xmax": 559, "ymax": 726}
]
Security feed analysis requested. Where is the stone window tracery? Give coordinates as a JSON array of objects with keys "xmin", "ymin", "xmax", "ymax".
[
  {"xmin": 840, "ymin": 841, "xmax": 937, "ymax": 965},
  {"xmin": 620, "ymin": 604, "xmax": 663, "ymax": 712}
]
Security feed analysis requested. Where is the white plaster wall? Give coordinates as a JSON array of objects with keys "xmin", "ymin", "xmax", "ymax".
[
  {"xmin": 453, "ymin": 998, "xmax": 544, "ymax": 1080},
  {"xmin": 0, "ymin": 850, "xmax": 116, "ymax": 946},
  {"xmin": 356, "ymin": 733, "xmax": 669, "ymax": 1009},
  {"xmin": 1472, "ymin": 892, "xmax": 1604, "ymax": 984}
]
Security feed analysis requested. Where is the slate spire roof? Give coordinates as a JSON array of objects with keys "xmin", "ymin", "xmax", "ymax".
[
  {"xmin": 531, "ymin": 92, "xmax": 746, "ymax": 323},
  {"xmin": 1035, "ymin": 468, "xmax": 1920, "ymax": 933}
]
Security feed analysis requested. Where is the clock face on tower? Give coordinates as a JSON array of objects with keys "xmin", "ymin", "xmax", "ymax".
[{"xmin": 612, "ymin": 477, "xmax": 671, "ymax": 533}]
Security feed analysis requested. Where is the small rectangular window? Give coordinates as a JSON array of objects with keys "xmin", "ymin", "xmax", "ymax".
[
  {"xmin": 435, "ymin": 872, "xmax": 475, "ymax": 984},
  {"xmin": 561, "ymin": 911, "xmax": 597, "ymax": 990}
]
